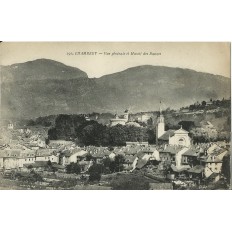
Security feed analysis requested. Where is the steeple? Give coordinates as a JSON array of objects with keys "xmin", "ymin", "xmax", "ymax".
[
  {"xmin": 158, "ymin": 100, "xmax": 164, "ymax": 123},
  {"xmin": 159, "ymin": 100, "xmax": 162, "ymax": 115},
  {"xmin": 156, "ymin": 100, "xmax": 165, "ymax": 144}
]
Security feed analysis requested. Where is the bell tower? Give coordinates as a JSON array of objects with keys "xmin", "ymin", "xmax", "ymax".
[
  {"xmin": 156, "ymin": 101, "xmax": 165, "ymax": 144},
  {"xmin": 123, "ymin": 109, "xmax": 129, "ymax": 122}
]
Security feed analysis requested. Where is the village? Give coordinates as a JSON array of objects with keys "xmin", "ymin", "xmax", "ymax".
[{"xmin": 0, "ymin": 100, "xmax": 230, "ymax": 190}]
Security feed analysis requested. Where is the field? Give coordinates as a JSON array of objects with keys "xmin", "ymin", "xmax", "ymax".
[{"xmin": 0, "ymin": 170, "xmax": 173, "ymax": 190}]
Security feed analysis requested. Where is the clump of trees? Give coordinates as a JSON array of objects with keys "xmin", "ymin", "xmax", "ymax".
[
  {"xmin": 48, "ymin": 114, "xmax": 153, "ymax": 146},
  {"xmin": 184, "ymin": 98, "xmax": 231, "ymax": 112},
  {"xmin": 15, "ymin": 170, "xmax": 43, "ymax": 184},
  {"xmin": 88, "ymin": 164, "xmax": 103, "ymax": 182},
  {"xmin": 221, "ymin": 154, "xmax": 230, "ymax": 184},
  {"xmin": 66, "ymin": 162, "xmax": 81, "ymax": 174}
]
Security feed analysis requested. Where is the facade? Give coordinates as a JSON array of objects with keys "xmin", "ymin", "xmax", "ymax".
[
  {"xmin": 202, "ymin": 147, "xmax": 228, "ymax": 178},
  {"xmin": 0, "ymin": 149, "xmax": 36, "ymax": 170},
  {"xmin": 7, "ymin": 122, "xmax": 14, "ymax": 130},
  {"xmin": 169, "ymin": 127, "xmax": 191, "ymax": 147},
  {"xmin": 156, "ymin": 107, "xmax": 191, "ymax": 147},
  {"xmin": 156, "ymin": 111, "xmax": 165, "ymax": 143},
  {"xmin": 110, "ymin": 110, "xmax": 129, "ymax": 126}
]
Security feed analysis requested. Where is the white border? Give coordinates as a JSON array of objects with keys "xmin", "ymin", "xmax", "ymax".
[{"xmin": 0, "ymin": 1, "xmax": 231, "ymax": 232}]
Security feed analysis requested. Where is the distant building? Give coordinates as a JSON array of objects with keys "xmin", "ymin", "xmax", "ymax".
[
  {"xmin": 7, "ymin": 122, "xmax": 14, "ymax": 130},
  {"xmin": 126, "ymin": 141, "xmax": 148, "ymax": 146},
  {"xmin": 137, "ymin": 114, "xmax": 151, "ymax": 122},
  {"xmin": 110, "ymin": 109, "xmax": 129, "ymax": 126}
]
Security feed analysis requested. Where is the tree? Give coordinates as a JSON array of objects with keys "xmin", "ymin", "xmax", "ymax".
[
  {"xmin": 201, "ymin": 101, "xmax": 206, "ymax": 107},
  {"xmin": 114, "ymin": 154, "xmax": 125, "ymax": 172},
  {"xmin": 221, "ymin": 154, "xmax": 230, "ymax": 184},
  {"xmin": 102, "ymin": 157, "xmax": 112, "ymax": 174},
  {"xmin": 47, "ymin": 160, "xmax": 52, "ymax": 166},
  {"xmin": 85, "ymin": 153, "xmax": 93, "ymax": 161},
  {"xmin": 66, "ymin": 162, "xmax": 81, "ymax": 174},
  {"xmin": 88, "ymin": 164, "xmax": 103, "ymax": 182}
]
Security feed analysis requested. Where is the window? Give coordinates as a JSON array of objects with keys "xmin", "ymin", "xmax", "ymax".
[
  {"xmin": 29, "ymin": 159, "xmax": 30, "ymax": 161},
  {"xmin": 178, "ymin": 138, "xmax": 185, "ymax": 146},
  {"xmin": 25, "ymin": 159, "xmax": 27, "ymax": 161}
]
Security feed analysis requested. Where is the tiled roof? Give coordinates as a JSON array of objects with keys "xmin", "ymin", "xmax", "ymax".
[
  {"xmin": 182, "ymin": 149, "xmax": 198, "ymax": 157},
  {"xmin": 171, "ymin": 164, "xmax": 191, "ymax": 172},
  {"xmin": 124, "ymin": 155, "xmax": 137, "ymax": 164},
  {"xmin": 161, "ymin": 145, "xmax": 183, "ymax": 154},
  {"xmin": 36, "ymin": 149, "xmax": 56, "ymax": 157},
  {"xmin": 136, "ymin": 159, "xmax": 148, "ymax": 169},
  {"xmin": 143, "ymin": 146, "xmax": 157, "ymax": 153},
  {"xmin": 158, "ymin": 130, "xmax": 175, "ymax": 141},
  {"xmin": 187, "ymin": 165, "xmax": 204, "ymax": 174},
  {"xmin": 174, "ymin": 128, "xmax": 189, "ymax": 134}
]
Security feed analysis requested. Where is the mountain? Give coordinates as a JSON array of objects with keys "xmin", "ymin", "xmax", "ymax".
[{"xmin": 0, "ymin": 59, "xmax": 230, "ymax": 119}]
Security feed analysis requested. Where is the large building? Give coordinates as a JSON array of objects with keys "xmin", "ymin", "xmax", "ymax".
[
  {"xmin": 110, "ymin": 109, "xmax": 130, "ymax": 126},
  {"xmin": 156, "ymin": 107, "xmax": 191, "ymax": 147}
]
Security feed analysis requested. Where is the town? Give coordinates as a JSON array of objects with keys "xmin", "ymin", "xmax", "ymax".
[{"xmin": 0, "ymin": 98, "xmax": 230, "ymax": 190}]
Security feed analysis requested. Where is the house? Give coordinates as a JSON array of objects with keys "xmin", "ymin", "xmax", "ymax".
[
  {"xmin": 109, "ymin": 152, "xmax": 116, "ymax": 160},
  {"xmin": 92, "ymin": 149, "xmax": 111, "ymax": 164},
  {"xmin": 78, "ymin": 160, "xmax": 93, "ymax": 172},
  {"xmin": 0, "ymin": 148, "xmax": 36, "ymax": 170},
  {"xmin": 69, "ymin": 149, "xmax": 88, "ymax": 163},
  {"xmin": 137, "ymin": 114, "xmax": 151, "ymax": 123},
  {"xmin": 202, "ymin": 148, "xmax": 229, "ymax": 178},
  {"xmin": 36, "ymin": 149, "xmax": 58, "ymax": 163},
  {"xmin": 59, "ymin": 150, "xmax": 72, "ymax": 166},
  {"xmin": 7, "ymin": 122, "xmax": 14, "ymax": 130},
  {"xmin": 142, "ymin": 146, "xmax": 160, "ymax": 161},
  {"xmin": 123, "ymin": 155, "xmax": 137, "ymax": 169},
  {"xmin": 187, "ymin": 165, "xmax": 204, "ymax": 179},
  {"xmin": 159, "ymin": 145, "xmax": 188, "ymax": 166},
  {"xmin": 181, "ymin": 148, "xmax": 199, "ymax": 167},
  {"xmin": 169, "ymin": 164, "xmax": 191, "ymax": 178}
]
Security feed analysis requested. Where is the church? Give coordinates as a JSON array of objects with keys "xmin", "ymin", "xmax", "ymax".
[{"xmin": 156, "ymin": 108, "xmax": 191, "ymax": 147}]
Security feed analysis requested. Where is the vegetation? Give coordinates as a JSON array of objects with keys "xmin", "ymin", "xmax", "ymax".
[
  {"xmin": 66, "ymin": 162, "xmax": 81, "ymax": 174},
  {"xmin": 15, "ymin": 170, "xmax": 43, "ymax": 184},
  {"xmin": 183, "ymin": 98, "xmax": 231, "ymax": 112},
  {"xmin": 48, "ymin": 115, "xmax": 151, "ymax": 146},
  {"xmin": 110, "ymin": 173, "xmax": 150, "ymax": 190},
  {"xmin": 88, "ymin": 164, "xmax": 103, "ymax": 182},
  {"xmin": 221, "ymin": 154, "xmax": 230, "ymax": 184}
]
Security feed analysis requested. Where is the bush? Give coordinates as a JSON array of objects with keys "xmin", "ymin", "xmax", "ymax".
[
  {"xmin": 88, "ymin": 164, "xmax": 103, "ymax": 182},
  {"xmin": 66, "ymin": 163, "xmax": 81, "ymax": 174},
  {"xmin": 111, "ymin": 174, "xmax": 150, "ymax": 190}
]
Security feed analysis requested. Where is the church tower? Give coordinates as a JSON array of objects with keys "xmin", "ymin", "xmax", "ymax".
[
  {"xmin": 156, "ymin": 102, "xmax": 165, "ymax": 144},
  {"xmin": 123, "ymin": 109, "xmax": 129, "ymax": 122}
]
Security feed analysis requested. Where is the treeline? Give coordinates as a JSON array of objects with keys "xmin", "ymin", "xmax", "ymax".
[
  {"xmin": 181, "ymin": 98, "xmax": 231, "ymax": 111},
  {"xmin": 48, "ymin": 115, "xmax": 155, "ymax": 146}
]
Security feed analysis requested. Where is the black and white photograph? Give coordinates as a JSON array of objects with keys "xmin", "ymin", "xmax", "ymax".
[{"xmin": 0, "ymin": 42, "xmax": 230, "ymax": 190}]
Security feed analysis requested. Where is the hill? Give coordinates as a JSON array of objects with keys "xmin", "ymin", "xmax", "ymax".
[{"xmin": 0, "ymin": 59, "xmax": 230, "ymax": 119}]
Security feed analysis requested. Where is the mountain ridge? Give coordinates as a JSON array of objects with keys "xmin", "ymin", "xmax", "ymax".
[{"xmin": 0, "ymin": 59, "xmax": 230, "ymax": 119}]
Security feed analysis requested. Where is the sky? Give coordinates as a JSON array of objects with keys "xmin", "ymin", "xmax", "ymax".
[{"xmin": 0, "ymin": 42, "xmax": 230, "ymax": 78}]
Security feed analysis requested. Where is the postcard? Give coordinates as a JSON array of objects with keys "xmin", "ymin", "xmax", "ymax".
[{"xmin": 0, "ymin": 42, "xmax": 230, "ymax": 190}]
